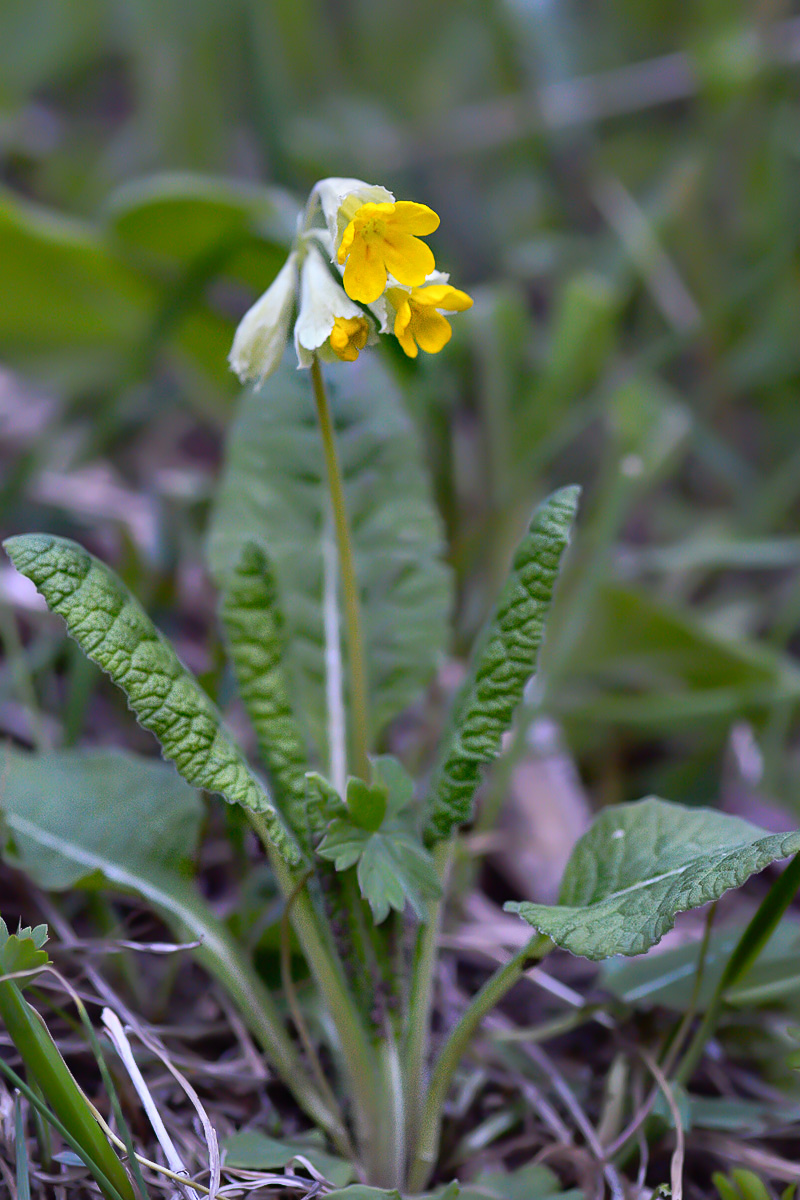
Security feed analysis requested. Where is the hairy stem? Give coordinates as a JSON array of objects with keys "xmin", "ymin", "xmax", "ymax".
[
  {"xmin": 407, "ymin": 932, "xmax": 552, "ymax": 1192},
  {"xmin": 311, "ymin": 356, "xmax": 371, "ymax": 781},
  {"xmin": 254, "ymin": 818, "xmax": 378, "ymax": 1165},
  {"xmin": 404, "ymin": 840, "xmax": 454, "ymax": 1150},
  {"xmin": 369, "ymin": 1037, "xmax": 407, "ymax": 1189}
]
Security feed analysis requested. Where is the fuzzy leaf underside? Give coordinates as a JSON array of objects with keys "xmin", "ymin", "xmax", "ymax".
[
  {"xmin": 425, "ymin": 486, "xmax": 579, "ymax": 845},
  {"xmin": 3, "ymin": 534, "xmax": 299, "ymax": 864},
  {"xmin": 207, "ymin": 362, "xmax": 453, "ymax": 763},
  {"xmin": 220, "ymin": 543, "xmax": 312, "ymax": 850},
  {"xmin": 506, "ymin": 797, "xmax": 800, "ymax": 960}
]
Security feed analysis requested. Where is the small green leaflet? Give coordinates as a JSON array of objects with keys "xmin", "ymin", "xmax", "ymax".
[
  {"xmin": 0, "ymin": 919, "xmax": 49, "ymax": 984},
  {"xmin": 317, "ymin": 757, "xmax": 440, "ymax": 922},
  {"xmin": 3, "ymin": 533, "xmax": 300, "ymax": 865},
  {"xmin": 425, "ymin": 487, "xmax": 579, "ymax": 845},
  {"xmin": 506, "ymin": 797, "xmax": 800, "ymax": 960}
]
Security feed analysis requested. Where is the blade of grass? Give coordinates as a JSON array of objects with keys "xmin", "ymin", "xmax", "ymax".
[
  {"xmin": 14, "ymin": 1093, "xmax": 31, "ymax": 1200},
  {"xmin": 44, "ymin": 966, "xmax": 149, "ymax": 1200},
  {"xmin": 675, "ymin": 852, "xmax": 800, "ymax": 1086},
  {"xmin": 0, "ymin": 1057, "xmax": 131, "ymax": 1200}
]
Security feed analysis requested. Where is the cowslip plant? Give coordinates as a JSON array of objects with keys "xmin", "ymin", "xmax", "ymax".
[{"xmin": 4, "ymin": 176, "xmax": 800, "ymax": 1195}]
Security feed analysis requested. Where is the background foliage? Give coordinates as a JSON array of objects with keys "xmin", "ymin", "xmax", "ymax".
[{"xmin": 2, "ymin": 0, "xmax": 800, "ymax": 856}]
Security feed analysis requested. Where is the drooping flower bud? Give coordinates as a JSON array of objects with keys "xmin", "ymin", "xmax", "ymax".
[{"xmin": 228, "ymin": 252, "xmax": 298, "ymax": 386}]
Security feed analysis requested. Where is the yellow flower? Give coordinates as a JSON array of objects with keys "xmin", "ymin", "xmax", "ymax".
[
  {"xmin": 385, "ymin": 280, "xmax": 473, "ymax": 358},
  {"xmin": 329, "ymin": 316, "xmax": 370, "ymax": 362},
  {"xmin": 337, "ymin": 202, "xmax": 440, "ymax": 304}
]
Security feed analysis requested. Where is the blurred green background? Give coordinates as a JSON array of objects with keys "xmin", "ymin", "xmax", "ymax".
[{"xmin": 2, "ymin": 0, "xmax": 800, "ymax": 817}]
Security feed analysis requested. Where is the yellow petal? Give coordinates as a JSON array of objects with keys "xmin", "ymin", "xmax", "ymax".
[
  {"xmin": 392, "ymin": 296, "xmax": 413, "ymax": 339},
  {"xmin": 413, "ymin": 284, "xmax": 473, "ymax": 312},
  {"xmin": 343, "ymin": 238, "xmax": 388, "ymax": 303},
  {"xmin": 329, "ymin": 315, "xmax": 370, "ymax": 362},
  {"xmin": 396, "ymin": 325, "xmax": 419, "ymax": 357},
  {"xmin": 411, "ymin": 307, "xmax": 452, "ymax": 354},
  {"xmin": 382, "ymin": 233, "xmax": 435, "ymax": 288},
  {"xmin": 391, "ymin": 201, "xmax": 440, "ymax": 236},
  {"xmin": 337, "ymin": 220, "xmax": 356, "ymax": 265}
]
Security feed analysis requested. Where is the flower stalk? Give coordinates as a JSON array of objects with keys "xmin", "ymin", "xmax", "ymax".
[{"xmin": 310, "ymin": 356, "xmax": 371, "ymax": 782}]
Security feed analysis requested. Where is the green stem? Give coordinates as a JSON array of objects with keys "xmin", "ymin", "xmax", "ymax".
[
  {"xmin": 370, "ymin": 1038, "xmax": 406, "ymax": 1189},
  {"xmin": 407, "ymin": 932, "xmax": 552, "ymax": 1193},
  {"xmin": 258, "ymin": 821, "xmax": 378, "ymax": 1164},
  {"xmin": 404, "ymin": 840, "xmax": 454, "ymax": 1149},
  {"xmin": 311, "ymin": 356, "xmax": 371, "ymax": 780},
  {"xmin": 674, "ymin": 851, "xmax": 800, "ymax": 1087}
]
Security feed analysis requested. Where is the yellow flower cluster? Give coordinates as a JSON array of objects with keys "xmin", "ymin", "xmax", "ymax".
[{"xmin": 229, "ymin": 177, "xmax": 473, "ymax": 386}]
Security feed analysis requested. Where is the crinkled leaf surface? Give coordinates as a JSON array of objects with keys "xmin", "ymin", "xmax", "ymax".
[
  {"xmin": 220, "ymin": 542, "xmax": 311, "ymax": 849},
  {"xmin": 425, "ymin": 487, "xmax": 579, "ymax": 845},
  {"xmin": 506, "ymin": 797, "xmax": 800, "ymax": 960},
  {"xmin": 3, "ymin": 534, "xmax": 299, "ymax": 864},
  {"xmin": 207, "ymin": 360, "xmax": 452, "ymax": 763}
]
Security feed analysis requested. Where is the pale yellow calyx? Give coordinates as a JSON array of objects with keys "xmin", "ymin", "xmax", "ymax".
[
  {"xmin": 294, "ymin": 243, "xmax": 376, "ymax": 368},
  {"xmin": 228, "ymin": 251, "xmax": 298, "ymax": 386},
  {"xmin": 329, "ymin": 315, "xmax": 370, "ymax": 362},
  {"xmin": 386, "ymin": 281, "xmax": 473, "ymax": 358},
  {"xmin": 313, "ymin": 177, "xmax": 395, "ymax": 249},
  {"xmin": 337, "ymin": 201, "xmax": 440, "ymax": 304}
]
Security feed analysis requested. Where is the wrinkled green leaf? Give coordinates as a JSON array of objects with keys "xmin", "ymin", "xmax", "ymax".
[
  {"xmin": 208, "ymin": 360, "xmax": 452, "ymax": 762},
  {"xmin": 304, "ymin": 771, "xmax": 347, "ymax": 837},
  {"xmin": 3, "ymin": 534, "xmax": 299, "ymax": 864},
  {"xmin": 507, "ymin": 797, "xmax": 800, "ymax": 960},
  {"xmin": 425, "ymin": 486, "xmax": 579, "ymax": 845},
  {"xmin": 222, "ymin": 1130, "xmax": 354, "ymax": 1187},
  {"xmin": 220, "ymin": 542, "xmax": 311, "ymax": 848}
]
